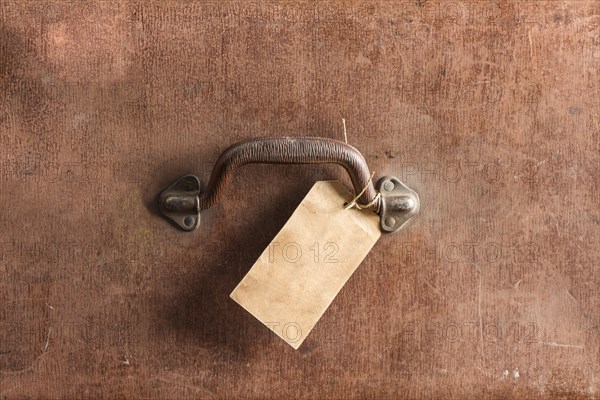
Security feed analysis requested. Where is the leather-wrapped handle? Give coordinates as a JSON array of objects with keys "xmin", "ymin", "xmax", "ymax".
[{"xmin": 199, "ymin": 136, "xmax": 376, "ymax": 209}]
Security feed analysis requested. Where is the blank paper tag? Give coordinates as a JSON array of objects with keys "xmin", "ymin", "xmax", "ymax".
[{"xmin": 230, "ymin": 180, "xmax": 381, "ymax": 349}]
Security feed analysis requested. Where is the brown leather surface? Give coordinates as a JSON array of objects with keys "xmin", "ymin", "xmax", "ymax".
[{"xmin": 0, "ymin": 1, "xmax": 598, "ymax": 398}]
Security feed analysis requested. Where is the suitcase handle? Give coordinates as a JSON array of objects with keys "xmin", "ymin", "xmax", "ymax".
[{"xmin": 158, "ymin": 137, "xmax": 419, "ymax": 233}]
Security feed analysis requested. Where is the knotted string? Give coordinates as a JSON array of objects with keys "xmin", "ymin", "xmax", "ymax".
[
  {"xmin": 340, "ymin": 119, "xmax": 381, "ymax": 213},
  {"xmin": 344, "ymin": 171, "xmax": 381, "ymax": 213}
]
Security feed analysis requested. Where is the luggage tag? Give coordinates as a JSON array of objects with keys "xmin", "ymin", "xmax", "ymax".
[{"xmin": 230, "ymin": 180, "xmax": 381, "ymax": 349}]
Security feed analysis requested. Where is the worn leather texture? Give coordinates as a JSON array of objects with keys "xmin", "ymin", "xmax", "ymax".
[{"xmin": 0, "ymin": 1, "xmax": 598, "ymax": 398}]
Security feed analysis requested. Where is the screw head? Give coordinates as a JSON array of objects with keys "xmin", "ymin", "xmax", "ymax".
[
  {"xmin": 384, "ymin": 216, "xmax": 396, "ymax": 227},
  {"xmin": 183, "ymin": 215, "xmax": 195, "ymax": 227},
  {"xmin": 383, "ymin": 180, "xmax": 395, "ymax": 192}
]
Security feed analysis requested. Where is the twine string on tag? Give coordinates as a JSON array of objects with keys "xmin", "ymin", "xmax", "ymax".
[
  {"xmin": 338, "ymin": 119, "xmax": 380, "ymax": 212},
  {"xmin": 344, "ymin": 170, "xmax": 381, "ymax": 213}
]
